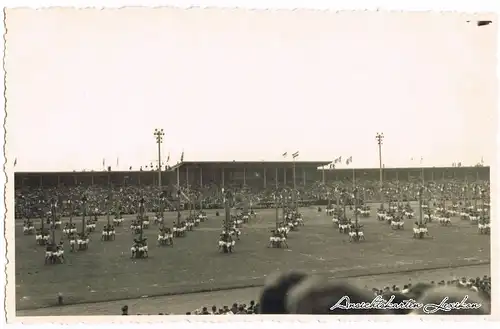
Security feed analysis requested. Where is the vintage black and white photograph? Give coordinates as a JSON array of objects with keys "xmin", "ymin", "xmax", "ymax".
[{"xmin": 4, "ymin": 7, "xmax": 496, "ymax": 319}]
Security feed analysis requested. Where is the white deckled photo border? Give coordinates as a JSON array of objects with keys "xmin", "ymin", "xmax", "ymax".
[{"xmin": 1, "ymin": 0, "xmax": 499, "ymax": 327}]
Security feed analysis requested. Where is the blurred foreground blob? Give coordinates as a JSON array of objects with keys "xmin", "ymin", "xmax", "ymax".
[
  {"xmin": 259, "ymin": 271, "xmax": 308, "ymax": 314},
  {"xmin": 286, "ymin": 277, "xmax": 390, "ymax": 315},
  {"xmin": 259, "ymin": 271, "xmax": 490, "ymax": 315}
]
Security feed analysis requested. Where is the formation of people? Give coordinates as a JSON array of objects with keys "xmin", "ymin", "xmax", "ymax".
[
  {"xmin": 326, "ymin": 180, "xmax": 490, "ymax": 241},
  {"xmin": 17, "ymin": 177, "xmax": 490, "ymax": 264},
  {"xmin": 17, "ymin": 174, "xmax": 491, "ymax": 316},
  {"xmin": 20, "ymin": 188, "xmax": 216, "ymax": 264}
]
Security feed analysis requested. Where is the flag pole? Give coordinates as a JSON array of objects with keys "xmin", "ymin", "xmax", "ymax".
[{"xmin": 375, "ymin": 133, "xmax": 384, "ymax": 208}]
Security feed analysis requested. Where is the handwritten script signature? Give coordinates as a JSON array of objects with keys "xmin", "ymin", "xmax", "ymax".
[{"xmin": 330, "ymin": 295, "xmax": 482, "ymax": 314}]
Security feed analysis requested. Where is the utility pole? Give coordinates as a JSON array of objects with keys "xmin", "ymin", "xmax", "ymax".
[
  {"xmin": 375, "ymin": 132, "xmax": 385, "ymax": 208},
  {"xmin": 107, "ymin": 170, "xmax": 112, "ymax": 227},
  {"xmin": 153, "ymin": 128, "xmax": 165, "ymax": 187}
]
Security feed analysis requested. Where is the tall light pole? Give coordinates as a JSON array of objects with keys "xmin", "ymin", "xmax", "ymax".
[
  {"xmin": 375, "ymin": 132, "xmax": 385, "ymax": 207},
  {"xmin": 159, "ymin": 191, "xmax": 166, "ymax": 226},
  {"xmin": 153, "ymin": 128, "xmax": 165, "ymax": 188},
  {"xmin": 107, "ymin": 169, "xmax": 112, "ymax": 227}
]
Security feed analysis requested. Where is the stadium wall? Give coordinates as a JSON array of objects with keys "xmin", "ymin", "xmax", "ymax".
[{"xmin": 14, "ymin": 166, "xmax": 489, "ymax": 189}]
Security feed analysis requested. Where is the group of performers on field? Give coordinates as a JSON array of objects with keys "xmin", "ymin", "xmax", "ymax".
[
  {"xmin": 326, "ymin": 181, "xmax": 491, "ymax": 240},
  {"xmin": 20, "ymin": 180, "xmax": 491, "ymax": 264}
]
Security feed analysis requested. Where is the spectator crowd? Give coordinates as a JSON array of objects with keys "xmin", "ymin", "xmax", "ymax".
[
  {"xmin": 15, "ymin": 178, "xmax": 489, "ymax": 220},
  {"xmin": 118, "ymin": 271, "xmax": 491, "ymax": 315}
]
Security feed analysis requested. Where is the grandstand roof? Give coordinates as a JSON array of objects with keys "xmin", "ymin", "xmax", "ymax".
[
  {"xmin": 13, "ymin": 165, "xmax": 488, "ymax": 176},
  {"xmin": 168, "ymin": 160, "xmax": 332, "ymax": 171}
]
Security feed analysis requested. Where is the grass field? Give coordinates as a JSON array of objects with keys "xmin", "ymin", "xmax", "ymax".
[{"xmin": 15, "ymin": 203, "xmax": 490, "ymax": 313}]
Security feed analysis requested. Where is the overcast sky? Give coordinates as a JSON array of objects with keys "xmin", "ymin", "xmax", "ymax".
[{"xmin": 5, "ymin": 8, "xmax": 496, "ymax": 171}]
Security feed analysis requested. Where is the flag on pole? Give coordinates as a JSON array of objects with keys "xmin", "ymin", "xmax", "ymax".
[
  {"xmin": 292, "ymin": 151, "xmax": 299, "ymax": 159},
  {"xmin": 13, "ymin": 158, "xmax": 17, "ymax": 167},
  {"xmin": 481, "ymin": 156, "xmax": 484, "ymax": 165},
  {"xmin": 346, "ymin": 156, "xmax": 353, "ymax": 165},
  {"xmin": 282, "ymin": 152, "xmax": 288, "ymax": 158},
  {"xmin": 167, "ymin": 152, "xmax": 170, "ymax": 163},
  {"xmin": 116, "ymin": 157, "xmax": 119, "ymax": 167},
  {"xmin": 180, "ymin": 151, "xmax": 184, "ymax": 162}
]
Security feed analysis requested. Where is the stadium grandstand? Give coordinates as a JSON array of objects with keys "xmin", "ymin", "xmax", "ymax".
[{"xmin": 14, "ymin": 161, "xmax": 490, "ymax": 188}]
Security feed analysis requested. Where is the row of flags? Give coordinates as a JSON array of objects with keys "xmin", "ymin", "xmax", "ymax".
[
  {"xmin": 100, "ymin": 151, "xmax": 184, "ymax": 171},
  {"xmin": 282, "ymin": 151, "xmax": 300, "ymax": 159},
  {"xmin": 327, "ymin": 156, "xmax": 353, "ymax": 169},
  {"xmin": 410, "ymin": 157, "xmax": 424, "ymax": 164},
  {"xmin": 11, "ymin": 153, "xmax": 485, "ymax": 170},
  {"xmin": 12, "ymin": 152, "xmax": 185, "ymax": 171}
]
